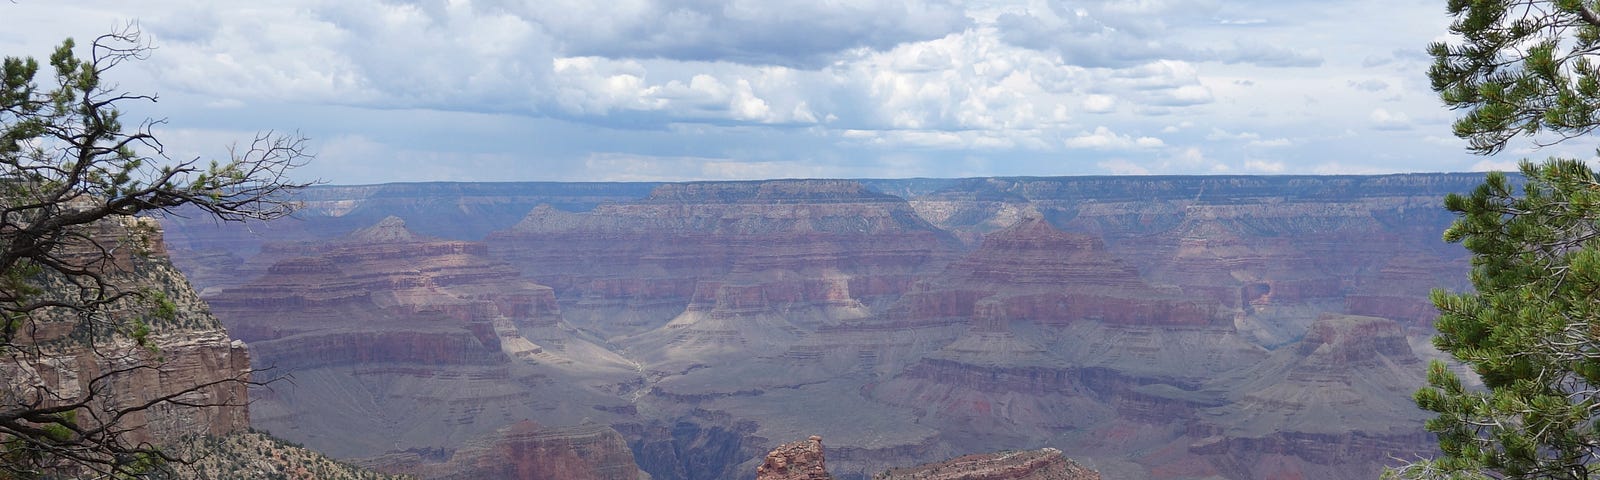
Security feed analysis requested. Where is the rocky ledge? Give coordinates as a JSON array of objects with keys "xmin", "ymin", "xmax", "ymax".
[
  {"xmin": 874, "ymin": 448, "xmax": 1101, "ymax": 480},
  {"xmin": 757, "ymin": 436, "xmax": 834, "ymax": 480},
  {"xmin": 757, "ymin": 437, "xmax": 1102, "ymax": 480}
]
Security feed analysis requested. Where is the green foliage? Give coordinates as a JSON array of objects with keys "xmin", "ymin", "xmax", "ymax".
[
  {"xmin": 1429, "ymin": 0, "xmax": 1600, "ymax": 154},
  {"xmin": 1398, "ymin": 2, "xmax": 1600, "ymax": 476},
  {"xmin": 1394, "ymin": 160, "xmax": 1600, "ymax": 479}
]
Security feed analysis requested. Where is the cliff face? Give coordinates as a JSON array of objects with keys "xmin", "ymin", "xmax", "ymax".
[
  {"xmin": 1178, "ymin": 314, "xmax": 1433, "ymax": 480},
  {"xmin": 483, "ymin": 180, "xmax": 959, "ymax": 368},
  {"xmin": 205, "ymin": 216, "xmax": 641, "ymax": 459},
  {"xmin": 162, "ymin": 175, "xmax": 1478, "ymax": 480},
  {"xmin": 3, "ymin": 216, "xmax": 251, "ymax": 449}
]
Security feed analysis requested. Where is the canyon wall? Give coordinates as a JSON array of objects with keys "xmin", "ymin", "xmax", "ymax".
[
  {"xmin": 2, "ymin": 216, "xmax": 252, "ymax": 465},
  {"xmin": 163, "ymin": 174, "xmax": 1482, "ymax": 479}
]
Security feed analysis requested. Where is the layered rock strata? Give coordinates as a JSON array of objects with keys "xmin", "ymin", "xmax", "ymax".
[
  {"xmin": 206, "ymin": 216, "xmax": 639, "ymax": 458},
  {"xmin": 158, "ymin": 175, "xmax": 1484, "ymax": 480},
  {"xmin": 374, "ymin": 420, "xmax": 648, "ymax": 480},
  {"xmin": 874, "ymin": 448, "xmax": 1101, "ymax": 480},
  {"xmin": 3, "ymin": 216, "xmax": 251, "ymax": 452}
]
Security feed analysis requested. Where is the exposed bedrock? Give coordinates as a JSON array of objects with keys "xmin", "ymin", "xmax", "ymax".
[
  {"xmin": 616, "ymin": 411, "xmax": 766, "ymax": 480},
  {"xmin": 1185, "ymin": 314, "xmax": 1433, "ymax": 479},
  {"xmin": 371, "ymin": 420, "xmax": 647, "ymax": 480},
  {"xmin": 874, "ymin": 448, "xmax": 1102, "ymax": 480},
  {"xmin": 156, "ymin": 175, "xmax": 1491, "ymax": 480},
  {"xmin": 206, "ymin": 216, "xmax": 641, "ymax": 458},
  {"xmin": 4, "ymin": 217, "xmax": 252, "ymax": 451},
  {"xmin": 757, "ymin": 436, "xmax": 834, "ymax": 480},
  {"xmin": 483, "ymin": 180, "xmax": 960, "ymax": 342}
]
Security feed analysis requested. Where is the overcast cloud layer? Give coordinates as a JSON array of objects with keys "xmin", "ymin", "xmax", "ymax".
[{"xmin": 1, "ymin": 1, "xmax": 1550, "ymax": 183}]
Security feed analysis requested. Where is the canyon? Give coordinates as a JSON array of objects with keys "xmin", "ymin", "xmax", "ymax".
[{"xmin": 157, "ymin": 174, "xmax": 1483, "ymax": 479}]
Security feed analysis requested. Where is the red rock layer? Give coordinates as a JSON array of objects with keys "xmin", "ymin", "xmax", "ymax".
[
  {"xmin": 483, "ymin": 180, "xmax": 958, "ymax": 340},
  {"xmin": 203, "ymin": 216, "xmax": 641, "ymax": 459},
  {"xmin": 899, "ymin": 216, "xmax": 1219, "ymax": 328},
  {"xmin": 206, "ymin": 216, "xmax": 559, "ymax": 368}
]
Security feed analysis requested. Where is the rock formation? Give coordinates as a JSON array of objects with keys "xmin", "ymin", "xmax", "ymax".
[
  {"xmin": 874, "ymin": 448, "xmax": 1101, "ymax": 480},
  {"xmin": 373, "ymin": 420, "xmax": 648, "ymax": 480},
  {"xmin": 757, "ymin": 436, "xmax": 834, "ymax": 480},
  {"xmin": 483, "ymin": 180, "xmax": 959, "ymax": 348},
  {"xmin": 206, "ymin": 215, "xmax": 641, "ymax": 458},
  {"xmin": 2, "ymin": 216, "xmax": 251, "ymax": 449},
  {"xmin": 1180, "ymin": 314, "xmax": 1433, "ymax": 479},
  {"xmin": 170, "ymin": 430, "xmax": 407, "ymax": 480},
  {"xmin": 158, "ymin": 174, "xmax": 1485, "ymax": 480}
]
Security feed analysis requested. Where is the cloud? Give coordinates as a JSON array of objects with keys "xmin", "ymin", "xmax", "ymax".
[
  {"xmin": 1206, "ymin": 128, "xmax": 1260, "ymax": 141},
  {"xmin": 1065, "ymin": 126, "xmax": 1164, "ymax": 150},
  {"xmin": 1469, "ymin": 159, "xmax": 1520, "ymax": 172},
  {"xmin": 993, "ymin": 2, "xmax": 1320, "ymax": 69},
  {"xmin": 0, "ymin": 0, "xmax": 1504, "ymax": 182},
  {"xmin": 151, "ymin": 1, "xmax": 559, "ymax": 110},
  {"xmin": 583, "ymin": 152, "xmax": 843, "ymax": 181},
  {"xmin": 1097, "ymin": 158, "xmax": 1151, "ymax": 175},
  {"xmin": 1349, "ymin": 79, "xmax": 1390, "ymax": 92},
  {"xmin": 1206, "ymin": 41, "xmax": 1323, "ymax": 67},
  {"xmin": 510, "ymin": 0, "xmax": 970, "ymax": 67},
  {"xmin": 1244, "ymin": 159, "xmax": 1286, "ymax": 172},
  {"xmin": 1313, "ymin": 162, "xmax": 1390, "ymax": 175},
  {"xmin": 1369, "ymin": 108, "xmax": 1412, "ymax": 130},
  {"xmin": 1081, "ymin": 94, "xmax": 1117, "ymax": 113},
  {"xmin": 1246, "ymin": 138, "xmax": 1292, "ymax": 148}
]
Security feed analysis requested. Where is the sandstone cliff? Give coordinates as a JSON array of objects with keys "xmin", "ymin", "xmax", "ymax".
[{"xmin": 2, "ymin": 216, "xmax": 252, "ymax": 450}]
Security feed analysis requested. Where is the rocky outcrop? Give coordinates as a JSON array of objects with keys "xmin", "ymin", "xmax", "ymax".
[
  {"xmin": 374, "ymin": 420, "xmax": 647, "ymax": 480},
  {"xmin": 758, "ymin": 436, "xmax": 834, "ymax": 480},
  {"xmin": 874, "ymin": 448, "xmax": 1101, "ymax": 480},
  {"xmin": 2, "ymin": 216, "xmax": 252, "ymax": 450},
  {"xmin": 170, "ymin": 430, "xmax": 406, "ymax": 480}
]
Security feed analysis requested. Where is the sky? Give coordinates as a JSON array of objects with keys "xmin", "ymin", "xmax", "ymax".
[{"xmin": 0, "ymin": 1, "xmax": 1574, "ymax": 184}]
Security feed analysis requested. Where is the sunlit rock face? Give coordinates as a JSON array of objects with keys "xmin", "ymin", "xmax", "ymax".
[{"xmin": 166, "ymin": 174, "xmax": 1482, "ymax": 480}]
